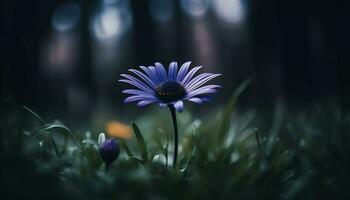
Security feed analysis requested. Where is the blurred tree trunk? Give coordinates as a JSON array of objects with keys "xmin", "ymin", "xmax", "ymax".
[
  {"xmin": 130, "ymin": 0, "xmax": 156, "ymax": 65},
  {"xmin": 1, "ymin": 0, "xmax": 53, "ymax": 107},
  {"xmin": 72, "ymin": 0, "xmax": 96, "ymax": 122},
  {"xmin": 249, "ymin": 0, "xmax": 341, "ymax": 105},
  {"xmin": 79, "ymin": 0, "xmax": 95, "ymax": 94}
]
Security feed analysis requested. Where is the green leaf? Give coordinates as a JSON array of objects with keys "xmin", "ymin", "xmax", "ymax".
[
  {"xmin": 153, "ymin": 134, "xmax": 167, "ymax": 156},
  {"xmin": 215, "ymin": 77, "xmax": 254, "ymax": 144},
  {"xmin": 120, "ymin": 140, "xmax": 144, "ymax": 164},
  {"xmin": 120, "ymin": 139, "xmax": 147, "ymax": 165},
  {"xmin": 128, "ymin": 156, "xmax": 145, "ymax": 164},
  {"xmin": 120, "ymin": 140, "xmax": 135, "ymax": 158},
  {"xmin": 131, "ymin": 122, "xmax": 148, "ymax": 163},
  {"xmin": 83, "ymin": 145, "xmax": 102, "ymax": 169}
]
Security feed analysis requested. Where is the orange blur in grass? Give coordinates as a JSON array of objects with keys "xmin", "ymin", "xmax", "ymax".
[{"xmin": 106, "ymin": 121, "xmax": 132, "ymax": 139}]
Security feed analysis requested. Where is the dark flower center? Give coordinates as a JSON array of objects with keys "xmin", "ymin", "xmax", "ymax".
[{"xmin": 156, "ymin": 80, "xmax": 187, "ymax": 102}]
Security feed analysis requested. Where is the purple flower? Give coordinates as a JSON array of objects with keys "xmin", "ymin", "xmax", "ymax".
[
  {"xmin": 119, "ymin": 61, "xmax": 221, "ymax": 112},
  {"xmin": 99, "ymin": 139, "xmax": 120, "ymax": 165}
]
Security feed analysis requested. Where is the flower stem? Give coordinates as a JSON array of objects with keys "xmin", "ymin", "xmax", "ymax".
[
  {"xmin": 105, "ymin": 163, "xmax": 110, "ymax": 172},
  {"xmin": 168, "ymin": 105, "xmax": 178, "ymax": 169}
]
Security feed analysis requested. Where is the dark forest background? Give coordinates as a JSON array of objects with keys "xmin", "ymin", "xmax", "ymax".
[{"xmin": 1, "ymin": 0, "xmax": 350, "ymax": 128}]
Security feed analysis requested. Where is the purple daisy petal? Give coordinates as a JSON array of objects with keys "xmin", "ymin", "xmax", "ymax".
[
  {"xmin": 139, "ymin": 66, "xmax": 153, "ymax": 78},
  {"xmin": 195, "ymin": 84, "xmax": 222, "ymax": 89},
  {"xmin": 184, "ymin": 73, "xmax": 213, "ymax": 90},
  {"xmin": 124, "ymin": 95, "xmax": 157, "ymax": 103},
  {"xmin": 129, "ymin": 69, "xmax": 156, "ymax": 88},
  {"xmin": 120, "ymin": 74, "xmax": 154, "ymax": 93},
  {"xmin": 168, "ymin": 61, "xmax": 178, "ymax": 80},
  {"xmin": 191, "ymin": 84, "xmax": 222, "ymax": 92},
  {"xmin": 181, "ymin": 66, "xmax": 202, "ymax": 85},
  {"xmin": 140, "ymin": 65, "xmax": 161, "ymax": 85},
  {"xmin": 186, "ymin": 88, "xmax": 217, "ymax": 98},
  {"xmin": 187, "ymin": 97, "xmax": 204, "ymax": 104},
  {"xmin": 148, "ymin": 66, "xmax": 161, "ymax": 84},
  {"xmin": 187, "ymin": 74, "xmax": 221, "ymax": 91},
  {"xmin": 137, "ymin": 100, "xmax": 156, "ymax": 106},
  {"xmin": 176, "ymin": 61, "xmax": 191, "ymax": 82},
  {"xmin": 119, "ymin": 79, "xmax": 154, "ymax": 94},
  {"xmin": 155, "ymin": 62, "xmax": 168, "ymax": 81},
  {"xmin": 122, "ymin": 89, "xmax": 152, "ymax": 96},
  {"xmin": 174, "ymin": 101, "xmax": 184, "ymax": 112},
  {"xmin": 201, "ymin": 97, "xmax": 212, "ymax": 101}
]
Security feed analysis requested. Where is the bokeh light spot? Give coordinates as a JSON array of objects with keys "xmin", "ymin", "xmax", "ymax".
[
  {"xmin": 181, "ymin": 0, "xmax": 210, "ymax": 18},
  {"xmin": 106, "ymin": 121, "xmax": 132, "ymax": 139},
  {"xmin": 212, "ymin": 0, "xmax": 246, "ymax": 24},
  {"xmin": 149, "ymin": 0, "xmax": 174, "ymax": 23},
  {"xmin": 52, "ymin": 2, "xmax": 81, "ymax": 32},
  {"xmin": 92, "ymin": 5, "xmax": 132, "ymax": 40}
]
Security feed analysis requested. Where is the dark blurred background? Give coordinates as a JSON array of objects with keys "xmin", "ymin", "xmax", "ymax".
[{"xmin": 1, "ymin": 0, "xmax": 350, "ymax": 129}]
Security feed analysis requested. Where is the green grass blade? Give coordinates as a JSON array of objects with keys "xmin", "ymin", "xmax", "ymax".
[
  {"xmin": 82, "ymin": 139, "xmax": 99, "ymax": 147},
  {"xmin": 120, "ymin": 140, "xmax": 134, "ymax": 157},
  {"xmin": 215, "ymin": 76, "xmax": 254, "ymax": 144},
  {"xmin": 41, "ymin": 132, "xmax": 60, "ymax": 157},
  {"xmin": 181, "ymin": 147, "xmax": 196, "ymax": 178},
  {"xmin": 131, "ymin": 122, "xmax": 148, "ymax": 163},
  {"xmin": 32, "ymin": 123, "xmax": 81, "ymax": 148},
  {"xmin": 22, "ymin": 105, "xmax": 45, "ymax": 125},
  {"xmin": 60, "ymin": 133, "xmax": 68, "ymax": 155},
  {"xmin": 120, "ymin": 140, "xmax": 145, "ymax": 164},
  {"xmin": 153, "ymin": 134, "xmax": 166, "ymax": 156}
]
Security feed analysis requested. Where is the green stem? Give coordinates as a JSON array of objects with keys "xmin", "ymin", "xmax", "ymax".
[
  {"xmin": 168, "ymin": 105, "xmax": 178, "ymax": 169},
  {"xmin": 255, "ymin": 128, "xmax": 262, "ymax": 156},
  {"xmin": 105, "ymin": 163, "xmax": 110, "ymax": 172}
]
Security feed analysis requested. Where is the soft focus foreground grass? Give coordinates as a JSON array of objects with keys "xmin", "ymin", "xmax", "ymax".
[{"xmin": 1, "ymin": 94, "xmax": 350, "ymax": 199}]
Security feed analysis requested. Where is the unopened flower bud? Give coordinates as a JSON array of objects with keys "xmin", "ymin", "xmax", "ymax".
[{"xmin": 99, "ymin": 139, "xmax": 120, "ymax": 165}]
